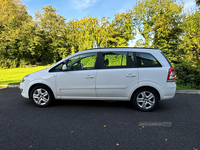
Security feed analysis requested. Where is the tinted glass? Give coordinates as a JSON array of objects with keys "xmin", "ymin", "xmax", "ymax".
[
  {"xmin": 67, "ymin": 52, "xmax": 97, "ymax": 70},
  {"xmin": 136, "ymin": 52, "xmax": 162, "ymax": 67},
  {"xmin": 101, "ymin": 52, "xmax": 127, "ymax": 69},
  {"xmin": 127, "ymin": 52, "xmax": 135, "ymax": 67},
  {"xmin": 49, "ymin": 63, "xmax": 64, "ymax": 72}
]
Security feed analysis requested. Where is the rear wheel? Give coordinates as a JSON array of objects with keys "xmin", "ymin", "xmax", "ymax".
[
  {"xmin": 30, "ymin": 85, "xmax": 54, "ymax": 107},
  {"xmin": 132, "ymin": 88, "xmax": 158, "ymax": 111}
]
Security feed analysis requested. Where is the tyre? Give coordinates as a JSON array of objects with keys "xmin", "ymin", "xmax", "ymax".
[
  {"xmin": 30, "ymin": 85, "xmax": 54, "ymax": 107},
  {"xmin": 132, "ymin": 88, "xmax": 158, "ymax": 111}
]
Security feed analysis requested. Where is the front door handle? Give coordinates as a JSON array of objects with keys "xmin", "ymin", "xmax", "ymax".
[
  {"xmin": 85, "ymin": 75, "xmax": 94, "ymax": 79},
  {"xmin": 126, "ymin": 73, "xmax": 136, "ymax": 77}
]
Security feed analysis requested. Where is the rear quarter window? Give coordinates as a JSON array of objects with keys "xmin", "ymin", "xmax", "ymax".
[{"xmin": 136, "ymin": 52, "xmax": 162, "ymax": 67}]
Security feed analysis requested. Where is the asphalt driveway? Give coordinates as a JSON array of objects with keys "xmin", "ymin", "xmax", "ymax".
[{"xmin": 0, "ymin": 88, "xmax": 199, "ymax": 150}]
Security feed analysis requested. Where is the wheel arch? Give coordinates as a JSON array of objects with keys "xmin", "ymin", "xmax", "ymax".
[
  {"xmin": 28, "ymin": 83, "xmax": 55, "ymax": 99},
  {"xmin": 130, "ymin": 86, "xmax": 161, "ymax": 101}
]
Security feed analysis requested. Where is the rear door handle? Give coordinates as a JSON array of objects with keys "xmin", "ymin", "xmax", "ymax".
[
  {"xmin": 126, "ymin": 73, "xmax": 136, "ymax": 77},
  {"xmin": 85, "ymin": 75, "xmax": 94, "ymax": 79}
]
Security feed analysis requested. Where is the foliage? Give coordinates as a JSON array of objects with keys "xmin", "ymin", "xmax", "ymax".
[
  {"xmin": 132, "ymin": 0, "xmax": 184, "ymax": 62},
  {"xmin": 0, "ymin": 0, "xmax": 33, "ymax": 68},
  {"xmin": 196, "ymin": 0, "xmax": 200, "ymax": 6},
  {"xmin": 0, "ymin": 1, "xmax": 135, "ymax": 68},
  {"xmin": 65, "ymin": 13, "xmax": 135, "ymax": 54},
  {"xmin": 34, "ymin": 5, "xmax": 67, "ymax": 64},
  {"xmin": 132, "ymin": 0, "xmax": 200, "ymax": 89},
  {"xmin": 175, "ymin": 62, "xmax": 200, "ymax": 89},
  {"xmin": 180, "ymin": 10, "xmax": 200, "ymax": 68},
  {"xmin": 152, "ymin": 0, "xmax": 183, "ymax": 62},
  {"xmin": 108, "ymin": 11, "xmax": 135, "ymax": 47},
  {"xmin": 65, "ymin": 16, "xmax": 100, "ymax": 53},
  {"xmin": 176, "ymin": 84, "xmax": 199, "ymax": 90}
]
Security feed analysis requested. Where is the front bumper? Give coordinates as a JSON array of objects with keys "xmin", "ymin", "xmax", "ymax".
[{"xmin": 20, "ymin": 81, "xmax": 30, "ymax": 99}]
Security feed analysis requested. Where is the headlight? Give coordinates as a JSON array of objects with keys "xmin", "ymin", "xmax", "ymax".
[{"xmin": 22, "ymin": 75, "xmax": 30, "ymax": 82}]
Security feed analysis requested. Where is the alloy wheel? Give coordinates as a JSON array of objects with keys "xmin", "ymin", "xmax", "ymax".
[
  {"xmin": 136, "ymin": 91, "xmax": 156, "ymax": 110},
  {"xmin": 32, "ymin": 88, "xmax": 50, "ymax": 106}
]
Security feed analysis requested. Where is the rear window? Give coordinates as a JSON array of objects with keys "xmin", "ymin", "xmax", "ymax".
[{"xmin": 136, "ymin": 52, "xmax": 162, "ymax": 67}]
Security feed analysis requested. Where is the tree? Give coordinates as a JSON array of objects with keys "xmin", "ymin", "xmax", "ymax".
[
  {"xmin": 66, "ymin": 16, "xmax": 104, "ymax": 53},
  {"xmin": 132, "ymin": 0, "xmax": 184, "ymax": 62},
  {"xmin": 35, "ymin": 5, "xmax": 66, "ymax": 63},
  {"xmin": 0, "ymin": 0, "xmax": 32, "ymax": 68},
  {"xmin": 94, "ymin": 17, "xmax": 111, "ymax": 48},
  {"xmin": 196, "ymin": 0, "xmax": 200, "ymax": 6},
  {"xmin": 181, "ymin": 10, "xmax": 200, "ymax": 68},
  {"xmin": 133, "ymin": 0, "xmax": 159, "ymax": 47},
  {"xmin": 68, "ymin": 16, "xmax": 99, "ymax": 52},
  {"xmin": 108, "ymin": 11, "xmax": 135, "ymax": 47},
  {"xmin": 65, "ymin": 13, "xmax": 135, "ymax": 54},
  {"xmin": 152, "ymin": 0, "xmax": 183, "ymax": 61}
]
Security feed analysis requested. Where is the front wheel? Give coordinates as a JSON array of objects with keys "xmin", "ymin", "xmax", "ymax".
[
  {"xmin": 132, "ymin": 88, "xmax": 158, "ymax": 111},
  {"xmin": 30, "ymin": 85, "xmax": 54, "ymax": 107}
]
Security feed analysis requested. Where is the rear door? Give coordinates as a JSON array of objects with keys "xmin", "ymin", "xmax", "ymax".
[{"xmin": 96, "ymin": 51, "xmax": 138, "ymax": 99}]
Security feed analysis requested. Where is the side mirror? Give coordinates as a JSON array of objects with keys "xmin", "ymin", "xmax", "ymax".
[{"xmin": 62, "ymin": 64, "xmax": 67, "ymax": 71}]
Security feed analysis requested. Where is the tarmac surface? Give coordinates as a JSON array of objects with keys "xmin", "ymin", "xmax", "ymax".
[{"xmin": 0, "ymin": 88, "xmax": 200, "ymax": 150}]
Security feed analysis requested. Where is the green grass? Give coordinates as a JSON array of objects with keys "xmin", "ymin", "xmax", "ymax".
[
  {"xmin": 176, "ymin": 84, "xmax": 199, "ymax": 90},
  {"xmin": 0, "ymin": 66, "xmax": 50, "ymax": 85},
  {"xmin": 175, "ymin": 80, "xmax": 200, "ymax": 90},
  {"xmin": 0, "ymin": 85, "xmax": 6, "ymax": 88}
]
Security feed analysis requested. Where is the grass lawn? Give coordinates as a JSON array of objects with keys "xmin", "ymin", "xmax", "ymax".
[
  {"xmin": 176, "ymin": 84, "xmax": 198, "ymax": 90},
  {"xmin": 0, "ymin": 66, "xmax": 50, "ymax": 85}
]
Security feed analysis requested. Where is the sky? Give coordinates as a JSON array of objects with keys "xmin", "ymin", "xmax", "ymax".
[{"xmin": 21, "ymin": 0, "xmax": 197, "ymax": 46}]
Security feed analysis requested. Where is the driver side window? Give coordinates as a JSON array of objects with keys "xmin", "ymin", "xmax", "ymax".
[{"xmin": 67, "ymin": 52, "xmax": 97, "ymax": 71}]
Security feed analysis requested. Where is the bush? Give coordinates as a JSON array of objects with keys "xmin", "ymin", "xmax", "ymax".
[{"xmin": 175, "ymin": 63, "xmax": 200, "ymax": 89}]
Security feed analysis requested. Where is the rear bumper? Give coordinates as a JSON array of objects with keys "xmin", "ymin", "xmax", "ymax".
[{"xmin": 159, "ymin": 82, "xmax": 176, "ymax": 100}]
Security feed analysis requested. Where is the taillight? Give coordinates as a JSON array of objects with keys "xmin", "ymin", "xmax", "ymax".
[{"xmin": 167, "ymin": 67, "xmax": 175, "ymax": 82}]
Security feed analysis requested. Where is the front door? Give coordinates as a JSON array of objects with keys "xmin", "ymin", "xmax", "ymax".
[{"xmin": 56, "ymin": 52, "xmax": 98, "ymax": 98}]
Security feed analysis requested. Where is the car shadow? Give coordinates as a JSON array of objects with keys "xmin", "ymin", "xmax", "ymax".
[{"xmin": 52, "ymin": 99, "xmax": 171, "ymax": 112}]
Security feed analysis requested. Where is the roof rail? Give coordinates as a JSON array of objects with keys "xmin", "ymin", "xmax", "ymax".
[{"xmin": 85, "ymin": 47, "xmax": 158, "ymax": 51}]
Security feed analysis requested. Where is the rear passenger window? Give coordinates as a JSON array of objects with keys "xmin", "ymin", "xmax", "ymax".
[
  {"xmin": 136, "ymin": 52, "xmax": 162, "ymax": 67},
  {"xmin": 101, "ymin": 52, "xmax": 127, "ymax": 69},
  {"xmin": 101, "ymin": 52, "xmax": 135, "ymax": 69}
]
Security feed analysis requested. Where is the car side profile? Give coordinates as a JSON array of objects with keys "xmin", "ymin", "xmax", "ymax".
[{"xmin": 20, "ymin": 48, "xmax": 176, "ymax": 111}]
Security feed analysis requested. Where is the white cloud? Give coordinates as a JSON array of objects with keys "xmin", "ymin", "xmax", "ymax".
[
  {"xmin": 71, "ymin": 0, "xmax": 100, "ymax": 10},
  {"xmin": 184, "ymin": 1, "xmax": 195, "ymax": 10}
]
